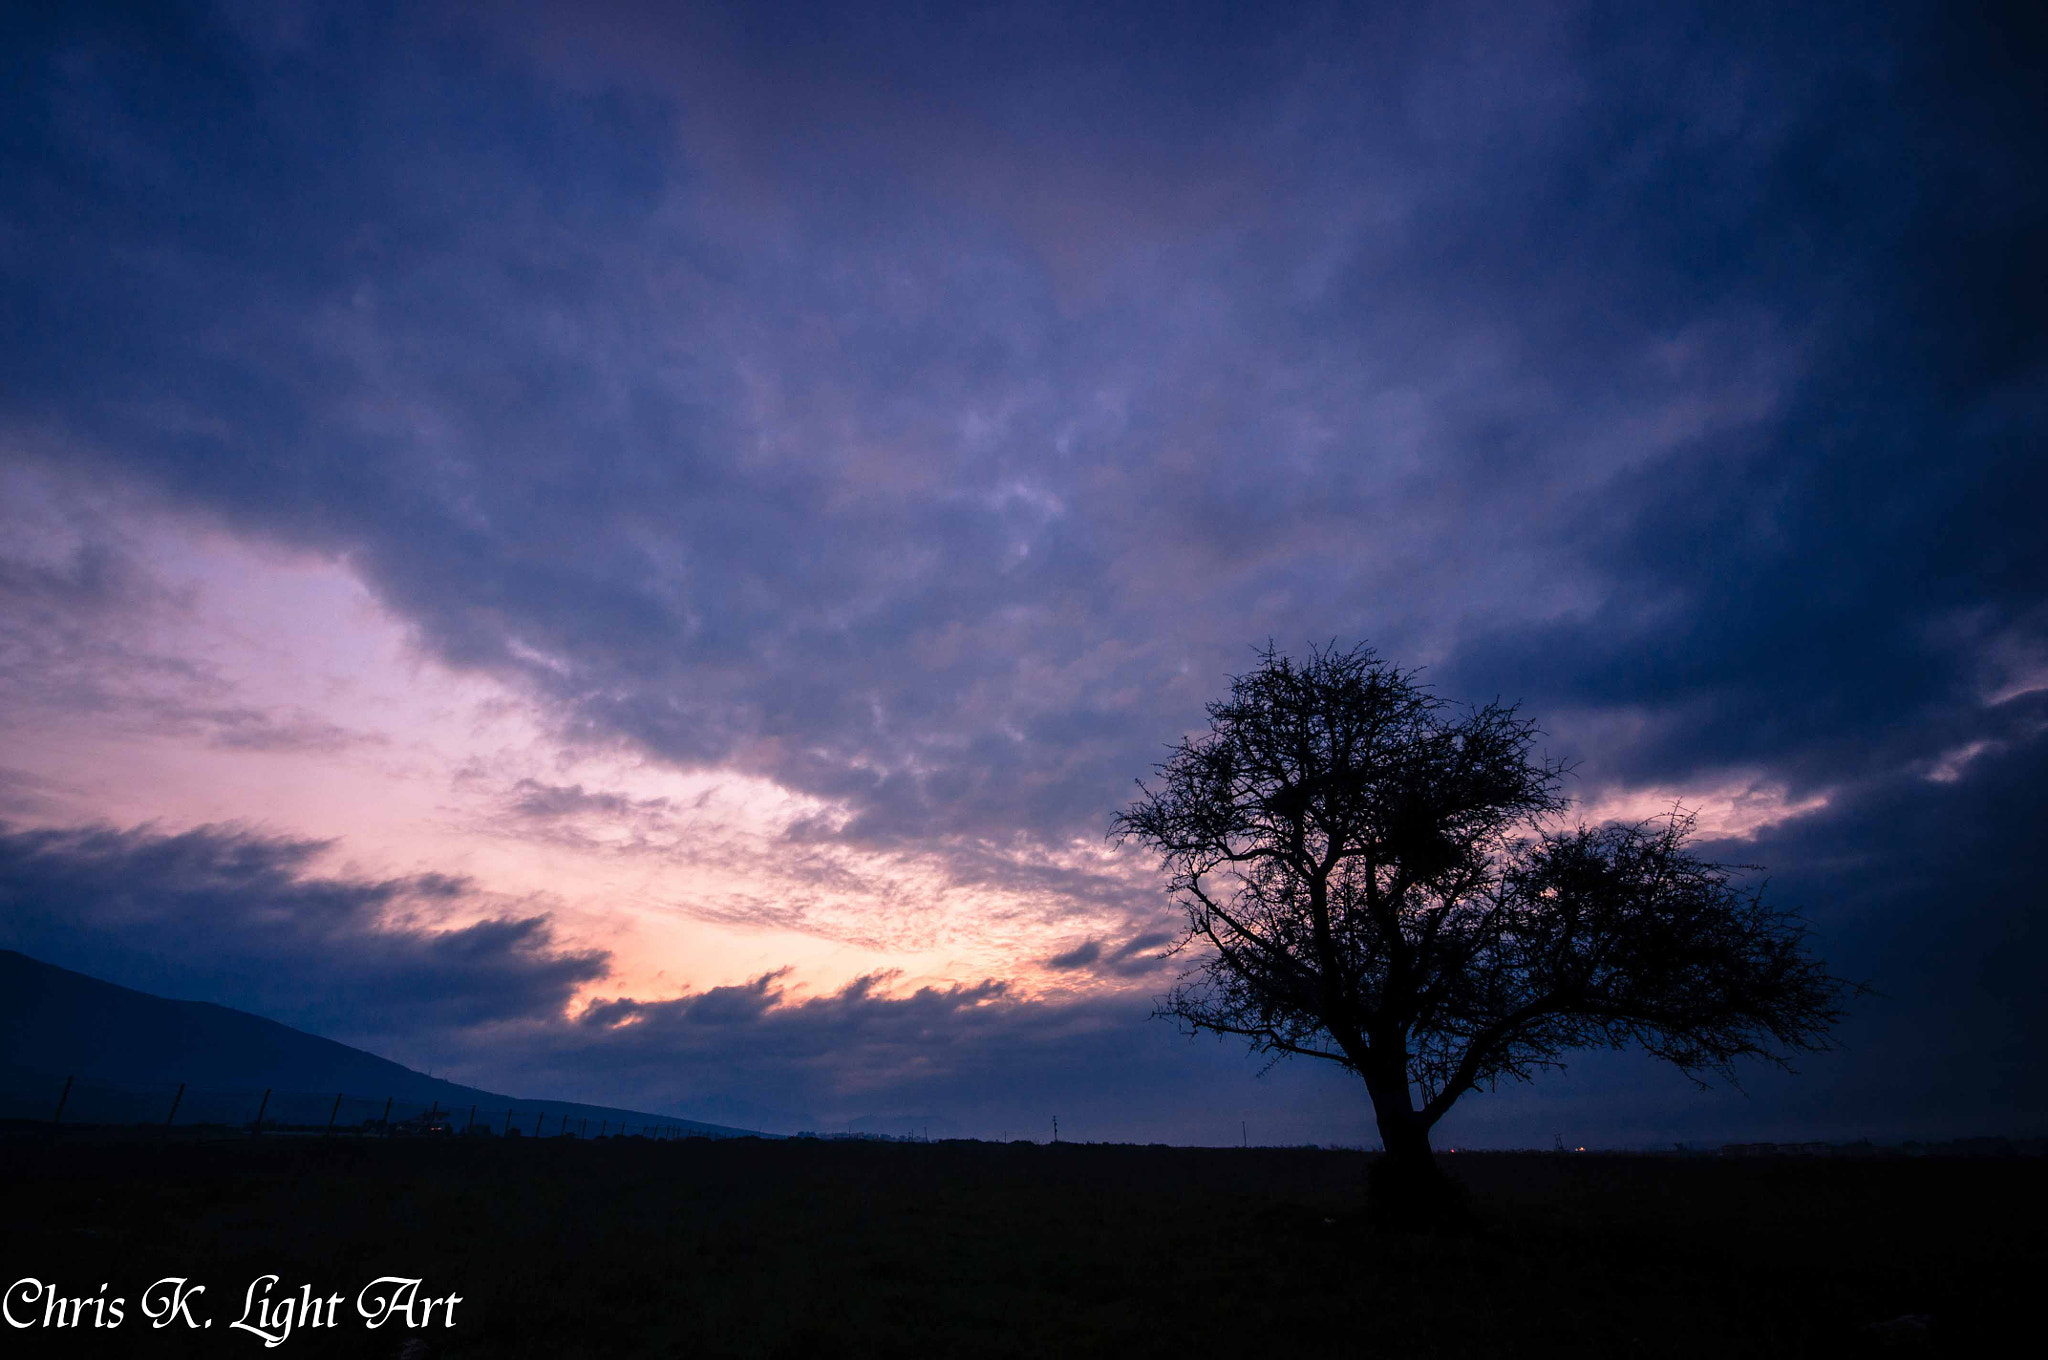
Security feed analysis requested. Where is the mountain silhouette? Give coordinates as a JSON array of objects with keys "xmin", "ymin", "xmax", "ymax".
[{"xmin": 0, "ymin": 949, "xmax": 760, "ymax": 1136}]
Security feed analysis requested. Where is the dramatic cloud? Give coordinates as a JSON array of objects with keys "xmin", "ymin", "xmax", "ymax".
[
  {"xmin": 1044, "ymin": 931, "xmax": 1178, "ymax": 980},
  {"xmin": 0, "ymin": 0, "xmax": 2040, "ymax": 1142},
  {"xmin": 0, "ymin": 821, "xmax": 608, "ymax": 1048}
]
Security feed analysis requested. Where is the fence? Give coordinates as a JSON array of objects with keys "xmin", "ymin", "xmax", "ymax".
[{"xmin": 0, "ymin": 1071, "xmax": 740, "ymax": 1141}]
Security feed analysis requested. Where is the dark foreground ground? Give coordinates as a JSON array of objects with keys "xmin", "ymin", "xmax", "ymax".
[{"xmin": 2, "ymin": 1130, "xmax": 2041, "ymax": 1358}]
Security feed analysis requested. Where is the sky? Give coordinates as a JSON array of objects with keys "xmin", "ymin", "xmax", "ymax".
[{"xmin": 1, "ymin": 0, "xmax": 2043, "ymax": 1147}]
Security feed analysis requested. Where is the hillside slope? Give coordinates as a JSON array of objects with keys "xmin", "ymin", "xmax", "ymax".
[{"xmin": 0, "ymin": 949, "xmax": 759, "ymax": 1135}]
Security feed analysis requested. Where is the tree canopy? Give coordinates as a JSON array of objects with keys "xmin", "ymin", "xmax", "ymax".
[{"xmin": 1113, "ymin": 642, "xmax": 1854, "ymax": 1223}]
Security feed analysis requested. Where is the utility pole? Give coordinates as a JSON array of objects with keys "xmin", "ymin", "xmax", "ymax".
[{"xmin": 1052, "ymin": 1115, "xmax": 1058, "ymax": 1144}]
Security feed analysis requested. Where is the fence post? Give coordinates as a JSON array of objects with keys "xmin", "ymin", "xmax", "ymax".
[
  {"xmin": 165, "ymin": 1082, "xmax": 186, "ymax": 1127},
  {"xmin": 52, "ymin": 1074, "xmax": 74, "ymax": 1126},
  {"xmin": 326, "ymin": 1092, "xmax": 342, "ymax": 1135},
  {"xmin": 252, "ymin": 1088, "xmax": 272, "ymax": 1137}
]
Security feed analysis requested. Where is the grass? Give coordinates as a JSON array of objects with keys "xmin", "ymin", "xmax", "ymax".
[{"xmin": 2, "ymin": 1130, "xmax": 2040, "ymax": 1357}]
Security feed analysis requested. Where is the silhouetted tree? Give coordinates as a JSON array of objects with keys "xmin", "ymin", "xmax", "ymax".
[{"xmin": 1112, "ymin": 643, "xmax": 1855, "ymax": 1228}]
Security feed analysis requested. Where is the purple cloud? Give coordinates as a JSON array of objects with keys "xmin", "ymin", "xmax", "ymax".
[{"xmin": 0, "ymin": 0, "xmax": 2041, "ymax": 1142}]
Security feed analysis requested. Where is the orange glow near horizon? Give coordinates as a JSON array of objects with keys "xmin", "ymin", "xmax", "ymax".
[{"xmin": 0, "ymin": 489, "xmax": 1161, "ymax": 1012}]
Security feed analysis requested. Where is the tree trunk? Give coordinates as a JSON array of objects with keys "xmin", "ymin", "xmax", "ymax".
[
  {"xmin": 1375, "ymin": 1101, "xmax": 1434, "ymax": 1167},
  {"xmin": 1364, "ymin": 1079, "xmax": 1470, "ymax": 1232}
]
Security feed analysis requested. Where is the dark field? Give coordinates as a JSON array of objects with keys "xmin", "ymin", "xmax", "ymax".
[{"xmin": 3, "ymin": 1132, "xmax": 2041, "ymax": 1358}]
